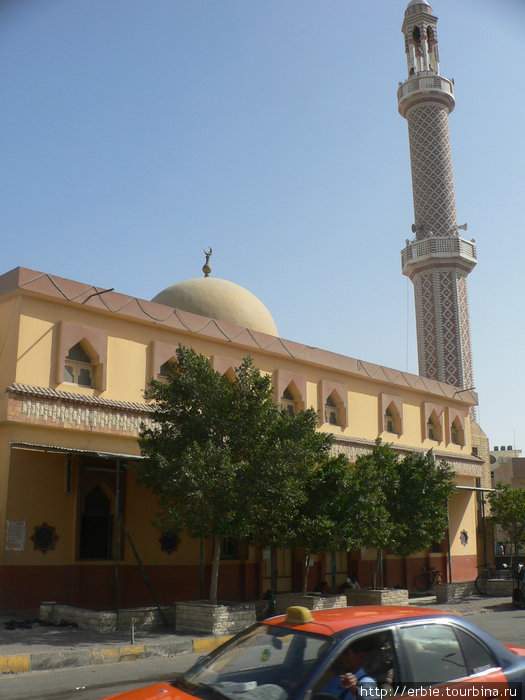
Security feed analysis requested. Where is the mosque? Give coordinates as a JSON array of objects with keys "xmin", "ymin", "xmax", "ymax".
[{"xmin": 0, "ymin": 0, "xmax": 490, "ymax": 614}]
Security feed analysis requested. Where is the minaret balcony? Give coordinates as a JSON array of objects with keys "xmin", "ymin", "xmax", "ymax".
[
  {"xmin": 397, "ymin": 74, "xmax": 455, "ymax": 116},
  {"xmin": 401, "ymin": 235, "xmax": 477, "ymax": 277}
]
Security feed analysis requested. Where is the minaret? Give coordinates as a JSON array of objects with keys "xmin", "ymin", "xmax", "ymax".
[{"xmin": 399, "ymin": 0, "xmax": 476, "ymax": 391}]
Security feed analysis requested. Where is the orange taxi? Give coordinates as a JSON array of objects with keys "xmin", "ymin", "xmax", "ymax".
[{"xmin": 103, "ymin": 605, "xmax": 525, "ymax": 700}]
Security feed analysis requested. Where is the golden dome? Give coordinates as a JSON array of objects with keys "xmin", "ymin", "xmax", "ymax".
[{"xmin": 152, "ymin": 276, "xmax": 278, "ymax": 336}]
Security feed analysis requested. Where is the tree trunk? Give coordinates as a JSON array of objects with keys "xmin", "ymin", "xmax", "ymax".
[
  {"xmin": 302, "ymin": 551, "xmax": 311, "ymax": 594},
  {"xmin": 373, "ymin": 549, "xmax": 383, "ymax": 589},
  {"xmin": 210, "ymin": 535, "xmax": 221, "ymax": 603}
]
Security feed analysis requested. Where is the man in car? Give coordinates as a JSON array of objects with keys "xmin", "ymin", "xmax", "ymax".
[{"xmin": 323, "ymin": 638, "xmax": 378, "ymax": 699}]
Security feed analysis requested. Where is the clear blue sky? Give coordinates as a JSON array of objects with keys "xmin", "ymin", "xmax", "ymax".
[{"xmin": 1, "ymin": 0, "xmax": 523, "ymax": 453}]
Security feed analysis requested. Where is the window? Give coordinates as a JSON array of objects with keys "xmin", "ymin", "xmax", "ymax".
[
  {"xmin": 57, "ymin": 321, "xmax": 107, "ymax": 390},
  {"xmin": 450, "ymin": 418, "xmax": 464, "ymax": 447},
  {"xmin": 158, "ymin": 358, "xmax": 176, "ymax": 381},
  {"xmin": 315, "ymin": 630, "xmax": 397, "ymax": 697},
  {"xmin": 454, "ymin": 628, "xmax": 496, "ymax": 675},
  {"xmin": 384, "ymin": 404, "xmax": 401, "ymax": 435},
  {"xmin": 325, "ymin": 394, "xmax": 339, "ymax": 426},
  {"xmin": 398, "ymin": 624, "xmax": 467, "ymax": 685},
  {"xmin": 63, "ymin": 343, "xmax": 93, "ymax": 387},
  {"xmin": 281, "ymin": 387, "xmax": 296, "ymax": 417},
  {"xmin": 427, "ymin": 413, "xmax": 441, "ymax": 442}
]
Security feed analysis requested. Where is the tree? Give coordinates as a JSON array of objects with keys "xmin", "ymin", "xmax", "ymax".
[
  {"xmin": 488, "ymin": 484, "xmax": 525, "ymax": 564},
  {"xmin": 137, "ymin": 345, "xmax": 331, "ymax": 602},
  {"xmin": 353, "ymin": 439, "xmax": 456, "ymax": 586},
  {"xmin": 290, "ymin": 453, "xmax": 361, "ymax": 593}
]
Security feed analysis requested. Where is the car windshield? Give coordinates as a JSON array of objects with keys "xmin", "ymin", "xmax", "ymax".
[{"xmin": 178, "ymin": 623, "xmax": 333, "ymax": 700}]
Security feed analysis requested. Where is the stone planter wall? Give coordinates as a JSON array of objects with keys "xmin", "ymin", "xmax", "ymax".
[
  {"xmin": 175, "ymin": 601, "xmax": 256, "ymax": 636},
  {"xmin": 435, "ymin": 582, "xmax": 474, "ymax": 603},
  {"xmin": 435, "ymin": 580, "xmax": 512, "ymax": 603},
  {"xmin": 39, "ymin": 603, "xmax": 176, "ymax": 632},
  {"xmin": 346, "ymin": 588, "xmax": 409, "ymax": 606},
  {"xmin": 486, "ymin": 580, "xmax": 513, "ymax": 596},
  {"xmin": 274, "ymin": 594, "xmax": 347, "ymax": 615}
]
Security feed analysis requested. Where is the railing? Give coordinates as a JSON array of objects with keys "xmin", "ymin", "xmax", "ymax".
[
  {"xmin": 397, "ymin": 74, "xmax": 454, "ymax": 101},
  {"xmin": 402, "ymin": 236, "xmax": 477, "ymax": 269}
]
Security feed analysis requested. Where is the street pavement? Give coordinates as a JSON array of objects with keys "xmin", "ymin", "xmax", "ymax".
[{"xmin": 0, "ymin": 595, "xmax": 519, "ymax": 676}]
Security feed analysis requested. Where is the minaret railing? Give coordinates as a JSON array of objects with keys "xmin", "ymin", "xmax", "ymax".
[{"xmin": 402, "ymin": 236, "xmax": 477, "ymax": 269}]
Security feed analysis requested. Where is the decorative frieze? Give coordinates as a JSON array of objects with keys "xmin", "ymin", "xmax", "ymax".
[{"xmin": 7, "ymin": 385, "xmax": 154, "ymax": 437}]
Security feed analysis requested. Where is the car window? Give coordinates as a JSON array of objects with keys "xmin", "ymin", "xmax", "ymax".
[
  {"xmin": 398, "ymin": 623, "xmax": 468, "ymax": 685},
  {"xmin": 312, "ymin": 629, "xmax": 397, "ymax": 697},
  {"xmin": 183, "ymin": 624, "xmax": 332, "ymax": 700},
  {"xmin": 455, "ymin": 628, "xmax": 498, "ymax": 675}
]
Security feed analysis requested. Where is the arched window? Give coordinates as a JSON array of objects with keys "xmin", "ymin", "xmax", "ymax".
[
  {"xmin": 450, "ymin": 418, "xmax": 464, "ymax": 446},
  {"xmin": 63, "ymin": 342, "xmax": 93, "ymax": 387},
  {"xmin": 385, "ymin": 407, "xmax": 395, "ymax": 434},
  {"xmin": 325, "ymin": 394, "xmax": 340, "ymax": 426},
  {"xmin": 158, "ymin": 358, "xmax": 176, "ymax": 380},
  {"xmin": 427, "ymin": 414, "xmax": 440, "ymax": 442},
  {"xmin": 281, "ymin": 386, "xmax": 297, "ymax": 417}
]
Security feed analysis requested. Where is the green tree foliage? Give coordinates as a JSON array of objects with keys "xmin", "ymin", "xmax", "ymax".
[
  {"xmin": 291, "ymin": 454, "xmax": 360, "ymax": 593},
  {"xmin": 244, "ymin": 405, "xmax": 336, "ymax": 551},
  {"xmin": 354, "ymin": 439, "xmax": 456, "ymax": 585},
  {"xmin": 137, "ymin": 345, "xmax": 336, "ymax": 601},
  {"xmin": 488, "ymin": 484, "xmax": 525, "ymax": 557}
]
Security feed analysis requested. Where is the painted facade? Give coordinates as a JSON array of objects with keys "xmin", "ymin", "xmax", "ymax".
[{"xmin": 0, "ymin": 266, "xmax": 485, "ymax": 614}]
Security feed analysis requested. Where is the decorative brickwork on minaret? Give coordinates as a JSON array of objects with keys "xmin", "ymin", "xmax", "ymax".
[{"xmin": 399, "ymin": 0, "xmax": 476, "ymax": 393}]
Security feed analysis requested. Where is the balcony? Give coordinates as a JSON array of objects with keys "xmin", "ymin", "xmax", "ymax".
[{"xmin": 401, "ymin": 236, "xmax": 477, "ymax": 274}]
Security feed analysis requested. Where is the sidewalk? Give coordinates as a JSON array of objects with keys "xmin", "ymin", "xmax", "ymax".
[{"xmin": 0, "ymin": 596, "xmax": 514, "ymax": 675}]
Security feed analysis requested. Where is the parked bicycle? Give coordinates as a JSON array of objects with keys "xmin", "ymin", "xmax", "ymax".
[
  {"xmin": 474, "ymin": 563, "xmax": 500, "ymax": 595},
  {"xmin": 413, "ymin": 566, "xmax": 443, "ymax": 592}
]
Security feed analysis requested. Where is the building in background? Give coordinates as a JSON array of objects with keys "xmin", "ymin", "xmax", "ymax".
[
  {"xmin": 0, "ymin": 264, "xmax": 481, "ymax": 613},
  {"xmin": 490, "ymin": 446, "xmax": 523, "ymax": 485}
]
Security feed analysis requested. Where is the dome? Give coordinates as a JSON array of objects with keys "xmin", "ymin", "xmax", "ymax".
[
  {"xmin": 405, "ymin": 0, "xmax": 433, "ymax": 14},
  {"xmin": 152, "ymin": 276, "xmax": 278, "ymax": 336}
]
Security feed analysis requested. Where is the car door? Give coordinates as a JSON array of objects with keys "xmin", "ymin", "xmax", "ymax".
[{"xmin": 396, "ymin": 620, "xmax": 509, "ymax": 695}]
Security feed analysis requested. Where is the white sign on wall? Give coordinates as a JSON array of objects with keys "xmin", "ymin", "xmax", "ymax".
[{"xmin": 6, "ymin": 520, "xmax": 26, "ymax": 551}]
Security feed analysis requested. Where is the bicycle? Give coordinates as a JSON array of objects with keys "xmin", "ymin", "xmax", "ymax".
[
  {"xmin": 413, "ymin": 566, "xmax": 443, "ymax": 592},
  {"xmin": 474, "ymin": 563, "xmax": 499, "ymax": 595}
]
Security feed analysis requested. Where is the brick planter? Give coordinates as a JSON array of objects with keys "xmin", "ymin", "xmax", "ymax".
[
  {"xmin": 175, "ymin": 601, "xmax": 256, "ymax": 636},
  {"xmin": 39, "ymin": 602, "xmax": 176, "ymax": 632},
  {"xmin": 274, "ymin": 594, "xmax": 347, "ymax": 615},
  {"xmin": 346, "ymin": 588, "xmax": 409, "ymax": 606}
]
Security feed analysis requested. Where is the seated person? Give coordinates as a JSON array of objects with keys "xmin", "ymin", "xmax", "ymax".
[{"xmin": 323, "ymin": 638, "xmax": 378, "ymax": 699}]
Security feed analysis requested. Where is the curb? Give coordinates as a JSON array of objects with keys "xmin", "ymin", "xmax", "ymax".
[{"xmin": 0, "ymin": 635, "xmax": 229, "ymax": 675}]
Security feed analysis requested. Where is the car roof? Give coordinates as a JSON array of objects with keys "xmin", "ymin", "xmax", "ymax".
[{"xmin": 265, "ymin": 605, "xmax": 449, "ymax": 637}]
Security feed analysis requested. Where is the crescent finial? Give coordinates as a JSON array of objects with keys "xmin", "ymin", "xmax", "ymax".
[{"xmin": 202, "ymin": 248, "xmax": 213, "ymax": 277}]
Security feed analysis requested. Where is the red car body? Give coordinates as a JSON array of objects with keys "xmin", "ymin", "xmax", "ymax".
[{"xmin": 103, "ymin": 606, "xmax": 525, "ymax": 700}]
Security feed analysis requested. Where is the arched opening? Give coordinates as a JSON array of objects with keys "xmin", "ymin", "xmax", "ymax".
[
  {"xmin": 325, "ymin": 392, "xmax": 342, "ymax": 427},
  {"xmin": 281, "ymin": 386, "xmax": 297, "ymax": 417},
  {"xmin": 158, "ymin": 357, "xmax": 177, "ymax": 380},
  {"xmin": 63, "ymin": 342, "xmax": 94, "ymax": 387},
  {"xmin": 384, "ymin": 404, "xmax": 401, "ymax": 435},
  {"xmin": 450, "ymin": 418, "xmax": 464, "ymax": 446},
  {"xmin": 223, "ymin": 367, "xmax": 238, "ymax": 383},
  {"xmin": 79, "ymin": 484, "xmax": 113, "ymax": 560},
  {"xmin": 426, "ymin": 412, "xmax": 441, "ymax": 442}
]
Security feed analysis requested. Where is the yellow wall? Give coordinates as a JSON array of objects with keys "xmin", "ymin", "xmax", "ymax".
[
  {"xmin": 9, "ymin": 296, "xmax": 476, "ymax": 460},
  {"xmin": 0, "ymin": 286, "xmax": 480, "ymax": 594}
]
